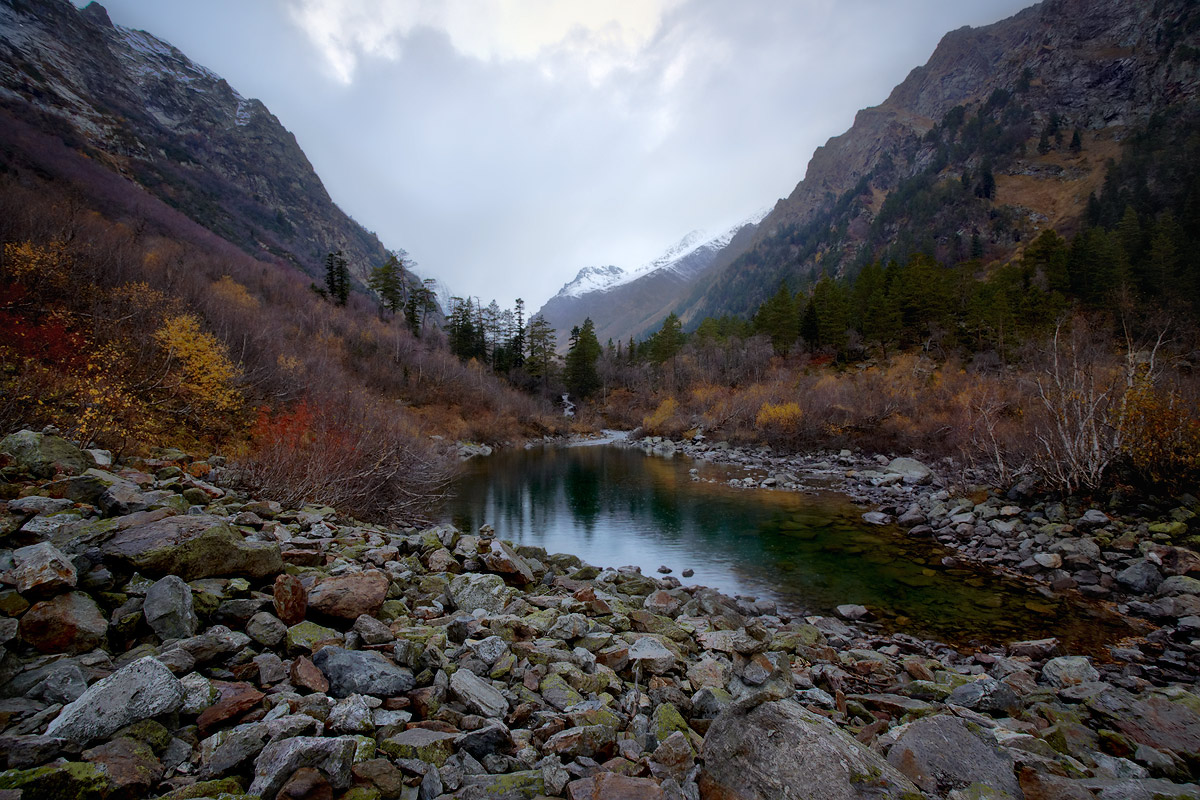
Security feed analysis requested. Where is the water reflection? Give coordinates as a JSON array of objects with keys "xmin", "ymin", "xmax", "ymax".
[{"xmin": 444, "ymin": 444, "xmax": 1137, "ymax": 653}]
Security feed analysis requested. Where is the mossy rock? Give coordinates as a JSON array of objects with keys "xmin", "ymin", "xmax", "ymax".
[
  {"xmin": 115, "ymin": 719, "xmax": 173, "ymax": 754},
  {"xmin": 285, "ymin": 620, "xmax": 343, "ymax": 654},
  {"xmin": 650, "ymin": 702, "xmax": 691, "ymax": 747},
  {"xmin": 0, "ymin": 761, "xmax": 112, "ymax": 800},
  {"xmin": 156, "ymin": 777, "xmax": 245, "ymax": 800}
]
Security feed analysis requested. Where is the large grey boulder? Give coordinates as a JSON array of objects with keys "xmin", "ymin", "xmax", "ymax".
[
  {"xmin": 699, "ymin": 698, "xmax": 922, "ymax": 799},
  {"xmin": 450, "ymin": 573, "xmax": 518, "ymax": 614},
  {"xmin": 885, "ymin": 714, "xmax": 1022, "ymax": 798},
  {"xmin": 1116, "ymin": 560, "xmax": 1164, "ymax": 595},
  {"xmin": 450, "ymin": 667, "xmax": 509, "ymax": 718},
  {"xmin": 143, "ymin": 574, "xmax": 199, "ymax": 640},
  {"xmin": 10, "ymin": 541, "xmax": 77, "ymax": 596},
  {"xmin": 46, "ymin": 656, "xmax": 184, "ymax": 743},
  {"xmin": 312, "ymin": 646, "xmax": 415, "ymax": 698},
  {"xmin": 885, "ymin": 457, "xmax": 932, "ymax": 484},
  {"xmin": 0, "ymin": 429, "xmax": 92, "ymax": 477},
  {"xmin": 248, "ymin": 735, "xmax": 357, "ymax": 800},
  {"xmin": 101, "ymin": 515, "xmax": 282, "ymax": 581}
]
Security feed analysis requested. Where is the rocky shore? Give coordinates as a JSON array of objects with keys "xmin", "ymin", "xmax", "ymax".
[{"xmin": 1, "ymin": 428, "xmax": 1199, "ymax": 800}]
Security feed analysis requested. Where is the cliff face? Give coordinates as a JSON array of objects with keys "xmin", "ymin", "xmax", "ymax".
[
  {"xmin": 690, "ymin": 0, "xmax": 1200, "ymax": 319},
  {"xmin": 0, "ymin": 0, "xmax": 395, "ymax": 283}
]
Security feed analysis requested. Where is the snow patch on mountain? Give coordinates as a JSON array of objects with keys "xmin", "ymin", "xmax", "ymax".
[{"xmin": 549, "ymin": 207, "xmax": 770, "ymax": 302}]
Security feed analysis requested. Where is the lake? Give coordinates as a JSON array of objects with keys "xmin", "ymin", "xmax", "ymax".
[{"xmin": 444, "ymin": 442, "xmax": 1137, "ymax": 653}]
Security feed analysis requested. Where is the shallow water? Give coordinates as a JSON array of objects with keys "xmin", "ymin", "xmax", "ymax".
[{"xmin": 444, "ymin": 444, "xmax": 1138, "ymax": 653}]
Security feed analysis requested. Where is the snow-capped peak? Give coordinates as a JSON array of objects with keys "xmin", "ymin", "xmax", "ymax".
[{"xmin": 553, "ymin": 264, "xmax": 626, "ymax": 300}]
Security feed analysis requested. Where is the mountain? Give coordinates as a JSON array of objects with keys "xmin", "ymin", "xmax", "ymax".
[
  {"xmin": 0, "ymin": 0, "xmax": 413, "ymax": 290},
  {"xmin": 684, "ymin": 0, "xmax": 1200, "ymax": 320},
  {"xmin": 536, "ymin": 212, "xmax": 763, "ymax": 347}
]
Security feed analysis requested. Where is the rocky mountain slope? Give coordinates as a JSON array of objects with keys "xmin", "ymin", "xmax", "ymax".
[
  {"xmin": 537, "ymin": 215, "xmax": 760, "ymax": 348},
  {"xmin": 0, "ymin": 0, "xmax": 404, "ymax": 287},
  {"xmin": 2, "ymin": 429, "xmax": 1199, "ymax": 799},
  {"xmin": 686, "ymin": 0, "xmax": 1200, "ymax": 320}
]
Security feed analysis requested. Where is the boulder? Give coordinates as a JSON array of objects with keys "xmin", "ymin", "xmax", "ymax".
[
  {"xmin": 143, "ymin": 574, "xmax": 199, "ymax": 641},
  {"xmin": 308, "ymin": 570, "xmax": 389, "ymax": 622},
  {"xmin": 10, "ymin": 541, "xmax": 77, "ymax": 596},
  {"xmin": 1042, "ymin": 656, "xmax": 1099, "ymax": 689},
  {"xmin": 19, "ymin": 591, "xmax": 108, "ymax": 654},
  {"xmin": 885, "ymin": 714, "xmax": 1021, "ymax": 798},
  {"xmin": 248, "ymin": 735, "xmax": 357, "ymax": 800},
  {"xmin": 1117, "ymin": 560, "xmax": 1164, "ymax": 595},
  {"xmin": 0, "ymin": 429, "xmax": 92, "ymax": 477},
  {"xmin": 450, "ymin": 573, "xmax": 518, "ymax": 614},
  {"xmin": 101, "ymin": 515, "xmax": 282, "ymax": 581},
  {"xmin": 46, "ymin": 657, "xmax": 184, "ymax": 743},
  {"xmin": 312, "ymin": 645, "xmax": 415, "ymax": 697},
  {"xmin": 450, "ymin": 666, "xmax": 509, "ymax": 718},
  {"xmin": 885, "ymin": 457, "xmax": 932, "ymax": 484},
  {"xmin": 628, "ymin": 636, "xmax": 676, "ymax": 675},
  {"xmin": 700, "ymin": 698, "xmax": 922, "ymax": 799},
  {"xmin": 566, "ymin": 772, "xmax": 665, "ymax": 800},
  {"xmin": 483, "ymin": 539, "xmax": 536, "ymax": 583},
  {"xmin": 273, "ymin": 573, "xmax": 308, "ymax": 625}
]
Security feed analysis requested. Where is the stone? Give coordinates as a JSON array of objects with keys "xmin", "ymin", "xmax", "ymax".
[
  {"xmin": 291, "ymin": 656, "xmax": 330, "ymax": 693},
  {"xmin": 836, "ymin": 604, "xmax": 870, "ymax": 620},
  {"xmin": 1008, "ymin": 638, "xmax": 1061, "ymax": 659},
  {"xmin": 886, "ymin": 714, "xmax": 1020, "ymax": 798},
  {"xmin": 19, "ymin": 591, "xmax": 108, "ymax": 654},
  {"xmin": 1158, "ymin": 575, "xmax": 1200, "ymax": 596},
  {"xmin": 455, "ymin": 723, "xmax": 512, "ymax": 761},
  {"xmin": 379, "ymin": 728, "xmax": 459, "ymax": 767},
  {"xmin": 862, "ymin": 512, "xmax": 891, "ymax": 525},
  {"xmin": 1042, "ymin": 656, "xmax": 1100, "ymax": 688},
  {"xmin": 197, "ymin": 682, "xmax": 265, "ymax": 735},
  {"xmin": 308, "ymin": 570, "xmax": 389, "ymax": 622},
  {"xmin": 248, "ymin": 735, "xmax": 357, "ymax": 799},
  {"xmin": 1086, "ymin": 688, "xmax": 1200, "ymax": 764},
  {"xmin": 540, "ymin": 673, "xmax": 585, "ymax": 711},
  {"xmin": 1117, "ymin": 560, "xmax": 1164, "ymax": 595},
  {"xmin": 278, "ymin": 766, "xmax": 333, "ymax": 800},
  {"xmin": 450, "ymin": 573, "xmax": 518, "ymax": 615},
  {"xmin": 10, "ymin": 542, "xmax": 76, "ymax": 596},
  {"xmin": 284, "ymin": 620, "xmax": 343, "ymax": 657},
  {"xmin": 483, "ymin": 539, "xmax": 536, "ymax": 584},
  {"xmin": 947, "ymin": 677, "xmax": 1020, "ymax": 715},
  {"xmin": 353, "ymin": 614, "xmax": 395, "ymax": 645},
  {"xmin": 47, "ymin": 657, "xmax": 184, "ymax": 743},
  {"xmin": 328, "ymin": 694, "xmax": 375, "ymax": 734},
  {"xmin": 457, "ymin": 770, "xmax": 544, "ymax": 800},
  {"xmin": 1034, "ymin": 552, "xmax": 1063, "ymax": 569},
  {"xmin": 143, "ymin": 574, "xmax": 199, "ymax": 641},
  {"xmin": 544, "ymin": 725, "xmax": 617, "ymax": 760},
  {"xmin": 468, "ymin": 635, "xmax": 510, "ymax": 666},
  {"xmin": 273, "ymin": 573, "xmax": 308, "ymax": 625},
  {"xmin": 247, "ymin": 611, "xmax": 288, "ymax": 648},
  {"xmin": 547, "ymin": 612, "xmax": 591, "ymax": 641},
  {"xmin": 312, "ymin": 646, "xmax": 415, "ymax": 697},
  {"xmin": 451, "ymin": 667, "xmax": 509, "ymax": 718},
  {"xmin": 101, "ymin": 515, "xmax": 282, "ymax": 581},
  {"xmin": 628, "ymin": 636, "xmax": 676, "ymax": 674},
  {"xmin": 885, "ymin": 457, "xmax": 932, "ymax": 484},
  {"xmin": 0, "ymin": 430, "xmax": 91, "ymax": 478},
  {"xmin": 0, "ymin": 760, "xmax": 113, "ymax": 799},
  {"xmin": 566, "ymin": 772, "xmax": 665, "ymax": 800},
  {"xmin": 81, "ymin": 736, "xmax": 163, "ymax": 798},
  {"xmin": 701, "ymin": 699, "xmax": 920, "ymax": 800}
]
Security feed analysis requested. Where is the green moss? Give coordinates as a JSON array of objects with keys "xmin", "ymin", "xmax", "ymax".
[{"xmin": 0, "ymin": 761, "xmax": 112, "ymax": 800}]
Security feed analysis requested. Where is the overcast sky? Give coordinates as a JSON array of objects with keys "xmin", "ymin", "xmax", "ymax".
[{"xmin": 87, "ymin": 0, "xmax": 1033, "ymax": 311}]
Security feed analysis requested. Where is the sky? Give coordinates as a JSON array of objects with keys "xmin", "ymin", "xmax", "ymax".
[{"xmin": 87, "ymin": 0, "xmax": 1034, "ymax": 311}]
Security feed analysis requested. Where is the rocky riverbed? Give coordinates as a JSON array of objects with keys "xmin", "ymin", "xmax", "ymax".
[{"xmin": 1, "ymin": 428, "xmax": 1199, "ymax": 800}]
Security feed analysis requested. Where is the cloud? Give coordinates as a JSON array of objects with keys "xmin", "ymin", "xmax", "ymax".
[{"xmin": 284, "ymin": 0, "xmax": 685, "ymax": 84}]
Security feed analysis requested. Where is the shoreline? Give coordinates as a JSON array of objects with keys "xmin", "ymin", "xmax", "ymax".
[{"xmin": 2, "ymin": 428, "xmax": 1198, "ymax": 799}]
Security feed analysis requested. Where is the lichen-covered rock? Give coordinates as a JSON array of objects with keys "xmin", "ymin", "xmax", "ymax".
[
  {"xmin": 0, "ymin": 430, "xmax": 92, "ymax": 478},
  {"xmin": 10, "ymin": 541, "xmax": 77, "ymax": 596},
  {"xmin": 101, "ymin": 515, "xmax": 282, "ymax": 581},
  {"xmin": 450, "ymin": 573, "xmax": 518, "ymax": 614},
  {"xmin": 143, "ymin": 574, "xmax": 199, "ymax": 641},
  {"xmin": 47, "ymin": 657, "xmax": 184, "ymax": 743},
  {"xmin": 885, "ymin": 714, "xmax": 1020, "ymax": 798},
  {"xmin": 248, "ymin": 735, "xmax": 357, "ymax": 800},
  {"xmin": 700, "ymin": 698, "xmax": 922, "ymax": 800},
  {"xmin": 450, "ymin": 665, "xmax": 509, "ymax": 718}
]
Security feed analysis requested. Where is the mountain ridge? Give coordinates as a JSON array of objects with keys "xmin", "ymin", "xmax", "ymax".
[{"xmin": 0, "ymin": 0, "xmax": 415, "ymax": 291}]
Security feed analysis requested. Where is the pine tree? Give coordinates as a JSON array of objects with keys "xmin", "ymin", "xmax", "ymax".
[
  {"xmin": 650, "ymin": 313, "xmax": 686, "ymax": 364},
  {"xmin": 368, "ymin": 252, "xmax": 405, "ymax": 314},
  {"xmin": 324, "ymin": 250, "xmax": 350, "ymax": 306},
  {"xmin": 564, "ymin": 318, "xmax": 602, "ymax": 399},
  {"xmin": 526, "ymin": 316, "xmax": 557, "ymax": 389}
]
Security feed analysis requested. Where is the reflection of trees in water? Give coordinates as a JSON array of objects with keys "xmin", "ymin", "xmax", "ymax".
[{"xmin": 446, "ymin": 445, "xmax": 1136, "ymax": 653}]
